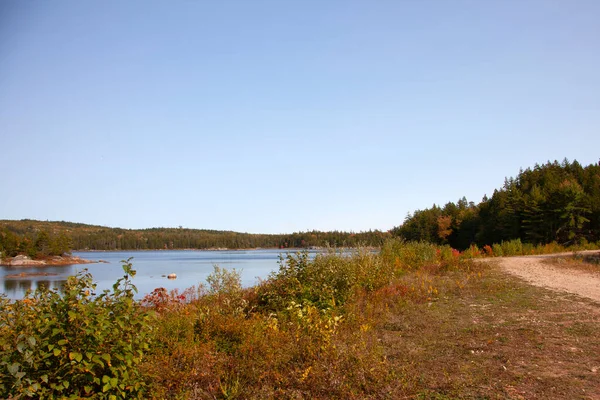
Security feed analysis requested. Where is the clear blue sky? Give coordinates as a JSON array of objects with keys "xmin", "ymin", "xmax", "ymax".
[{"xmin": 1, "ymin": 0, "xmax": 599, "ymax": 233}]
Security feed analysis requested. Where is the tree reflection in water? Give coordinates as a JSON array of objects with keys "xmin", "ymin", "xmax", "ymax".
[{"xmin": 3, "ymin": 278, "xmax": 67, "ymax": 298}]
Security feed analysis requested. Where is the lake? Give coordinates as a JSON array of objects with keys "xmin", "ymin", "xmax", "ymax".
[{"xmin": 0, "ymin": 249, "xmax": 318, "ymax": 300}]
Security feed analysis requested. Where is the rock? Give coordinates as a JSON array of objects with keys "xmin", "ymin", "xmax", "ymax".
[
  {"xmin": 1, "ymin": 254, "xmax": 97, "ymax": 266},
  {"xmin": 8, "ymin": 255, "xmax": 46, "ymax": 266}
]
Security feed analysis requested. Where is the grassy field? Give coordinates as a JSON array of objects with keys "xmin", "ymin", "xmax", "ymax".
[
  {"xmin": 543, "ymin": 252, "xmax": 600, "ymax": 274},
  {"xmin": 379, "ymin": 259, "xmax": 600, "ymax": 399}
]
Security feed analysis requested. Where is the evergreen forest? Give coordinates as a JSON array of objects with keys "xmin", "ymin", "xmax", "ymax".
[
  {"xmin": 0, "ymin": 220, "xmax": 389, "ymax": 258},
  {"xmin": 394, "ymin": 159, "xmax": 600, "ymax": 249}
]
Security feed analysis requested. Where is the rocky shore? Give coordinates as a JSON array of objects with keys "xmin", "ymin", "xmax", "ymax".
[{"xmin": 0, "ymin": 254, "xmax": 99, "ymax": 267}]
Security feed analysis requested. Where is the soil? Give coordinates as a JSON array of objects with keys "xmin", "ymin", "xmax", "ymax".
[{"xmin": 493, "ymin": 251, "xmax": 600, "ymax": 303}]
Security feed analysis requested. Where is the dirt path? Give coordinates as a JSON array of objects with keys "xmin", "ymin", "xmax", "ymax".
[{"xmin": 493, "ymin": 251, "xmax": 600, "ymax": 303}]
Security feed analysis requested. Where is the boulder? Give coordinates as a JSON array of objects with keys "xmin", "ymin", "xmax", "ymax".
[{"xmin": 8, "ymin": 255, "xmax": 46, "ymax": 266}]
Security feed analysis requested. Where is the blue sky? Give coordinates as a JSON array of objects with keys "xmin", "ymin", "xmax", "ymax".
[{"xmin": 1, "ymin": 0, "xmax": 599, "ymax": 233}]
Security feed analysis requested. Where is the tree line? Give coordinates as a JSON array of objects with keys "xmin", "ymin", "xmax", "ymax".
[
  {"xmin": 393, "ymin": 159, "xmax": 600, "ymax": 249},
  {"xmin": 0, "ymin": 228, "xmax": 72, "ymax": 258},
  {"xmin": 0, "ymin": 220, "xmax": 390, "ymax": 257},
  {"xmin": 3, "ymin": 158, "xmax": 598, "ymax": 258}
]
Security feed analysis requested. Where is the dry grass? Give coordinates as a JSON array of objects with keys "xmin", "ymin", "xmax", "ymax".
[
  {"xmin": 378, "ymin": 264, "xmax": 600, "ymax": 399},
  {"xmin": 542, "ymin": 252, "xmax": 600, "ymax": 275},
  {"xmin": 141, "ymin": 247, "xmax": 600, "ymax": 399}
]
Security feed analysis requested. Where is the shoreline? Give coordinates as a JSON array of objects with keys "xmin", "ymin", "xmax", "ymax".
[
  {"xmin": 71, "ymin": 246, "xmax": 363, "ymax": 253},
  {"xmin": 73, "ymin": 247, "xmax": 323, "ymax": 252},
  {"xmin": 0, "ymin": 255, "xmax": 99, "ymax": 267}
]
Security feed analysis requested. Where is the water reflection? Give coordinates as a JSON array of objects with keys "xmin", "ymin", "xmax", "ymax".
[
  {"xmin": 3, "ymin": 278, "xmax": 67, "ymax": 297},
  {"xmin": 1, "ymin": 249, "xmax": 323, "ymax": 300},
  {"xmin": 1, "ymin": 265, "xmax": 74, "ymax": 299},
  {"xmin": 17, "ymin": 279, "xmax": 32, "ymax": 292}
]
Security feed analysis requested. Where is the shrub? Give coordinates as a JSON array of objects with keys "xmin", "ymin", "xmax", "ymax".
[
  {"xmin": 492, "ymin": 243, "xmax": 504, "ymax": 257},
  {"xmin": 537, "ymin": 241, "xmax": 563, "ymax": 254},
  {"xmin": 500, "ymin": 239, "xmax": 524, "ymax": 256},
  {"xmin": 206, "ymin": 265, "xmax": 242, "ymax": 296},
  {"xmin": 380, "ymin": 239, "xmax": 438, "ymax": 272},
  {"xmin": 255, "ymin": 249, "xmax": 396, "ymax": 313},
  {"xmin": 483, "ymin": 245, "xmax": 493, "ymax": 256},
  {"xmin": 460, "ymin": 244, "xmax": 481, "ymax": 259},
  {"xmin": 0, "ymin": 258, "xmax": 153, "ymax": 399}
]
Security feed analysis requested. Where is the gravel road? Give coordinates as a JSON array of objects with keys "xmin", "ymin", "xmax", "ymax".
[{"xmin": 495, "ymin": 251, "xmax": 600, "ymax": 303}]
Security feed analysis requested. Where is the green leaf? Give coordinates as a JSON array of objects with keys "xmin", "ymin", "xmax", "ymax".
[
  {"xmin": 110, "ymin": 377, "xmax": 118, "ymax": 388},
  {"xmin": 102, "ymin": 375, "xmax": 110, "ymax": 384},
  {"xmin": 7, "ymin": 363, "xmax": 19, "ymax": 375},
  {"xmin": 63, "ymin": 380, "xmax": 70, "ymax": 389},
  {"xmin": 53, "ymin": 348, "xmax": 61, "ymax": 356},
  {"xmin": 27, "ymin": 336, "xmax": 36, "ymax": 347},
  {"xmin": 103, "ymin": 383, "xmax": 110, "ymax": 393},
  {"xmin": 41, "ymin": 374, "xmax": 49, "ymax": 383}
]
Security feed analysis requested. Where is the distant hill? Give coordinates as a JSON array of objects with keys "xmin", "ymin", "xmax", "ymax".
[{"xmin": 0, "ymin": 219, "xmax": 390, "ymax": 256}]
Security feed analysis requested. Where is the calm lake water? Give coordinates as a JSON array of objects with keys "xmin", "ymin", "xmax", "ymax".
[{"xmin": 0, "ymin": 249, "xmax": 318, "ymax": 300}]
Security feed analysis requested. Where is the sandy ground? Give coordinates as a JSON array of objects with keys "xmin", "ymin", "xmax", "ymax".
[{"xmin": 493, "ymin": 250, "xmax": 600, "ymax": 303}]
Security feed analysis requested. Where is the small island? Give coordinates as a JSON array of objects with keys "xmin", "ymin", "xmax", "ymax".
[
  {"xmin": 0, "ymin": 254, "xmax": 98, "ymax": 267},
  {"xmin": 0, "ymin": 228, "xmax": 100, "ymax": 267}
]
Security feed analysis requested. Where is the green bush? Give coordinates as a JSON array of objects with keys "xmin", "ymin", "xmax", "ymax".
[
  {"xmin": 492, "ymin": 243, "xmax": 504, "ymax": 257},
  {"xmin": 0, "ymin": 258, "xmax": 153, "ymax": 399},
  {"xmin": 206, "ymin": 265, "xmax": 242, "ymax": 296},
  {"xmin": 255, "ymin": 249, "xmax": 395, "ymax": 313},
  {"xmin": 500, "ymin": 239, "xmax": 524, "ymax": 256},
  {"xmin": 379, "ymin": 239, "xmax": 467, "ymax": 271},
  {"xmin": 380, "ymin": 239, "xmax": 438, "ymax": 271}
]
